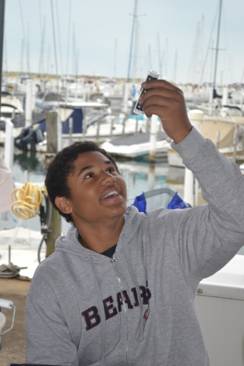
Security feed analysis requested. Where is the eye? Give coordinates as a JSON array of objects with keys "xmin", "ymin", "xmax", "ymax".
[
  {"xmin": 106, "ymin": 166, "xmax": 117, "ymax": 174},
  {"xmin": 83, "ymin": 171, "xmax": 95, "ymax": 180}
]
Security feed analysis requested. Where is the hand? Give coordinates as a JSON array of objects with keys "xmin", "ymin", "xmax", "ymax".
[{"xmin": 140, "ymin": 79, "xmax": 192, "ymax": 143}]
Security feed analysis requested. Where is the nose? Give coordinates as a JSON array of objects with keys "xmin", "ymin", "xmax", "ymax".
[{"xmin": 100, "ymin": 169, "xmax": 115, "ymax": 186}]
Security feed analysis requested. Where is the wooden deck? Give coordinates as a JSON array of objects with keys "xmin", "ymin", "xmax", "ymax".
[{"xmin": 0, "ymin": 277, "xmax": 30, "ymax": 366}]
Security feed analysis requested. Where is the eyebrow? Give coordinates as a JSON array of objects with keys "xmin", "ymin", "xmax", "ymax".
[{"xmin": 77, "ymin": 160, "xmax": 114, "ymax": 176}]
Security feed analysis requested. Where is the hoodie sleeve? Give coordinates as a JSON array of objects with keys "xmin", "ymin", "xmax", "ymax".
[
  {"xmin": 26, "ymin": 267, "xmax": 79, "ymax": 366},
  {"xmin": 164, "ymin": 127, "xmax": 244, "ymax": 287}
]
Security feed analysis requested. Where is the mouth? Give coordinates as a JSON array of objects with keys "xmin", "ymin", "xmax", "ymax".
[{"xmin": 101, "ymin": 189, "xmax": 124, "ymax": 205}]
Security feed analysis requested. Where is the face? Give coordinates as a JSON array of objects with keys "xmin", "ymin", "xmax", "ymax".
[{"xmin": 55, "ymin": 151, "xmax": 127, "ymax": 226}]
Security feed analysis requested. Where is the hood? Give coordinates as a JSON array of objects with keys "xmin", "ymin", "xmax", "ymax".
[{"xmin": 55, "ymin": 205, "xmax": 143, "ymax": 261}]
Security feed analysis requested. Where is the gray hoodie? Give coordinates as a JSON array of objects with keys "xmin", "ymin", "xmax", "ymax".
[{"xmin": 26, "ymin": 128, "xmax": 244, "ymax": 366}]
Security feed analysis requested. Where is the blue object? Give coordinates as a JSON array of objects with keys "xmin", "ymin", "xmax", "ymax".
[
  {"xmin": 132, "ymin": 191, "xmax": 190, "ymax": 213},
  {"xmin": 166, "ymin": 192, "xmax": 191, "ymax": 209},
  {"xmin": 132, "ymin": 192, "xmax": 147, "ymax": 213},
  {"xmin": 37, "ymin": 108, "xmax": 84, "ymax": 134},
  {"xmin": 62, "ymin": 108, "xmax": 84, "ymax": 133}
]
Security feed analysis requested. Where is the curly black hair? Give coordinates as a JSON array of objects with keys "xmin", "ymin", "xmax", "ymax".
[{"xmin": 45, "ymin": 141, "xmax": 119, "ymax": 222}]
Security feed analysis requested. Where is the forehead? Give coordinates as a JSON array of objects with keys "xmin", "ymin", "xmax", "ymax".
[{"xmin": 71, "ymin": 151, "xmax": 113, "ymax": 171}]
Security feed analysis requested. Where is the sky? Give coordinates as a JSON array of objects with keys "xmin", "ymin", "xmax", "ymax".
[{"xmin": 3, "ymin": 0, "xmax": 244, "ymax": 84}]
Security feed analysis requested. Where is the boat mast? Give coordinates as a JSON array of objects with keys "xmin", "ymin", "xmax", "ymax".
[
  {"xmin": 0, "ymin": 0, "xmax": 5, "ymax": 110},
  {"xmin": 113, "ymin": 37, "xmax": 118, "ymax": 78},
  {"xmin": 50, "ymin": 0, "xmax": 59, "ymax": 88},
  {"xmin": 212, "ymin": 0, "xmax": 223, "ymax": 96},
  {"xmin": 127, "ymin": 0, "xmax": 138, "ymax": 81},
  {"xmin": 157, "ymin": 33, "xmax": 162, "ymax": 77},
  {"xmin": 38, "ymin": 17, "xmax": 46, "ymax": 76}
]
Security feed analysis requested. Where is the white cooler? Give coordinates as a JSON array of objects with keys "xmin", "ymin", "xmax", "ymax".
[{"xmin": 195, "ymin": 254, "xmax": 244, "ymax": 366}]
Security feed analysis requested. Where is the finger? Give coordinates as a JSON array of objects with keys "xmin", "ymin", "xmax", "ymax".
[
  {"xmin": 142, "ymin": 95, "xmax": 173, "ymax": 110},
  {"xmin": 140, "ymin": 88, "xmax": 180, "ymax": 103},
  {"xmin": 140, "ymin": 90, "xmax": 183, "ymax": 110},
  {"xmin": 142, "ymin": 78, "xmax": 175, "ymax": 88},
  {"xmin": 143, "ymin": 105, "xmax": 164, "ymax": 118},
  {"xmin": 142, "ymin": 79, "xmax": 183, "ymax": 94}
]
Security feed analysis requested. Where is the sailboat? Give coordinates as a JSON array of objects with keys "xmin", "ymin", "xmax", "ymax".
[
  {"xmin": 167, "ymin": 109, "xmax": 244, "ymax": 167},
  {"xmin": 168, "ymin": 0, "xmax": 244, "ymax": 167}
]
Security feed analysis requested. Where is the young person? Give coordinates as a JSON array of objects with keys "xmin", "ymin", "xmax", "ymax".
[{"xmin": 26, "ymin": 79, "xmax": 244, "ymax": 366}]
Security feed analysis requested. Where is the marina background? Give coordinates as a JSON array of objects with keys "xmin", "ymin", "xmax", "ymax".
[
  {"xmin": 4, "ymin": 0, "xmax": 244, "ymax": 83},
  {"xmin": 1, "ymin": 1, "xmax": 244, "ymax": 365}
]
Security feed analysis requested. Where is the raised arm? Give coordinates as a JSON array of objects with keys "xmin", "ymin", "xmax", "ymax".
[{"xmin": 141, "ymin": 79, "xmax": 244, "ymax": 286}]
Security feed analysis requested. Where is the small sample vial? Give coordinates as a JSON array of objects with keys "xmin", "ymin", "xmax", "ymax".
[{"xmin": 133, "ymin": 71, "xmax": 159, "ymax": 115}]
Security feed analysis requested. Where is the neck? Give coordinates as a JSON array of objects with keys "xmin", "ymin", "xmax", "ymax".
[{"xmin": 76, "ymin": 216, "xmax": 124, "ymax": 253}]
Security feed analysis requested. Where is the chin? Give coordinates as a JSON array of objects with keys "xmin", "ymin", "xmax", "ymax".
[{"xmin": 110, "ymin": 204, "xmax": 127, "ymax": 217}]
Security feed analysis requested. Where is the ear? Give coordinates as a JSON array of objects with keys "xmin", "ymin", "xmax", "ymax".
[{"xmin": 55, "ymin": 196, "xmax": 72, "ymax": 215}]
